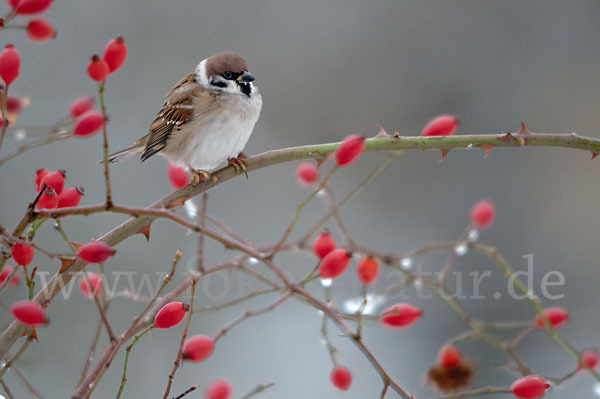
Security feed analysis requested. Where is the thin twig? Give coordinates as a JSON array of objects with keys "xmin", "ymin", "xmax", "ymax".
[
  {"xmin": 172, "ymin": 385, "xmax": 199, "ymax": 399},
  {"xmin": 13, "ymin": 366, "xmax": 44, "ymax": 399},
  {"xmin": 115, "ymin": 325, "xmax": 153, "ymax": 399},
  {"xmin": 428, "ymin": 385, "xmax": 512, "ymax": 399},
  {"xmin": 83, "ymin": 271, "xmax": 116, "ymax": 342},
  {"xmin": 162, "ymin": 279, "xmax": 198, "ymax": 399},
  {"xmin": 213, "ymin": 291, "xmax": 292, "ymax": 343},
  {"xmin": 0, "ymin": 378, "xmax": 14, "ymax": 399},
  {"xmin": 197, "ymin": 192, "xmax": 208, "ymax": 272},
  {"xmin": 97, "ymin": 82, "xmax": 112, "ymax": 207},
  {"xmin": 241, "ymin": 383, "xmax": 275, "ymax": 399}
]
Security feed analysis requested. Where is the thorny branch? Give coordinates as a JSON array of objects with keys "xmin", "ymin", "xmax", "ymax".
[{"xmin": 1, "ymin": 130, "xmax": 599, "ymax": 398}]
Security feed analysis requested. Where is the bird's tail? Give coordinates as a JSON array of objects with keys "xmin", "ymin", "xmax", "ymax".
[{"xmin": 103, "ymin": 143, "xmax": 144, "ymax": 164}]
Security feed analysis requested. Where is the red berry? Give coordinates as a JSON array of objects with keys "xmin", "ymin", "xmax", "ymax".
[
  {"xmin": 437, "ymin": 345, "xmax": 461, "ymax": 369},
  {"xmin": 313, "ymin": 231, "xmax": 335, "ymax": 259},
  {"xmin": 26, "ymin": 18, "xmax": 55, "ymax": 41},
  {"xmin": 154, "ymin": 302, "xmax": 189, "ymax": 329},
  {"xmin": 11, "ymin": 300, "xmax": 46, "ymax": 326},
  {"xmin": 330, "ymin": 366, "xmax": 352, "ymax": 391},
  {"xmin": 535, "ymin": 307, "xmax": 569, "ymax": 330},
  {"xmin": 11, "ymin": 240, "xmax": 34, "ymax": 266},
  {"xmin": 40, "ymin": 169, "xmax": 65, "ymax": 194},
  {"xmin": 0, "ymin": 44, "xmax": 20, "ymax": 86},
  {"xmin": 182, "ymin": 335, "xmax": 214, "ymax": 362},
  {"xmin": 319, "ymin": 249, "xmax": 351, "ymax": 279},
  {"xmin": 421, "ymin": 114, "xmax": 459, "ymax": 137},
  {"xmin": 335, "ymin": 134, "xmax": 365, "ymax": 166},
  {"xmin": 34, "ymin": 168, "xmax": 49, "ymax": 191},
  {"xmin": 87, "ymin": 55, "xmax": 109, "ymax": 82},
  {"xmin": 69, "ymin": 95, "xmax": 95, "ymax": 118},
  {"xmin": 205, "ymin": 379, "xmax": 232, "ymax": 399},
  {"xmin": 296, "ymin": 162, "xmax": 318, "ymax": 186},
  {"xmin": 15, "ymin": 0, "xmax": 52, "ymax": 14},
  {"xmin": 511, "ymin": 375, "xmax": 550, "ymax": 399},
  {"xmin": 78, "ymin": 241, "xmax": 115, "ymax": 264},
  {"xmin": 0, "ymin": 266, "xmax": 19, "ymax": 287},
  {"xmin": 167, "ymin": 164, "xmax": 189, "ymax": 189},
  {"xmin": 356, "ymin": 256, "xmax": 378, "ymax": 284},
  {"xmin": 103, "ymin": 36, "xmax": 127, "ymax": 73},
  {"xmin": 470, "ymin": 200, "xmax": 495, "ymax": 228},
  {"xmin": 79, "ymin": 272, "xmax": 102, "ymax": 299},
  {"xmin": 380, "ymin": 303, "xmax": 422, "ymax": 328},
  {"xmin": 579, "ymin": 349, "xmax": 598, "ymax": 370},
  {"xmin": 73, "ymin": 110, "xmax": 104, "ymax": 137},
  {"xmin": 57, "ymin": 186, "xmax": 84, "ymax": 208},
  {"xmin": 36, "ymin": 186, "xmax": 58, "ymax": 210},
  {"xmin": 6, "ymin": 94, "xmax": 22, "ymax": 113}
]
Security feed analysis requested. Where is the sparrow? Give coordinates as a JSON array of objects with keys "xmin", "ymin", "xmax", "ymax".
[{"xmin": 107, "ymin": 52, "xmax": 262, "ymax": 183}]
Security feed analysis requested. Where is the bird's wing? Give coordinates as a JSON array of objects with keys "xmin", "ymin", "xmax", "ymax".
[{"xmin": 141, "ymin": 72, "xmax": 202, "ymax": 162}]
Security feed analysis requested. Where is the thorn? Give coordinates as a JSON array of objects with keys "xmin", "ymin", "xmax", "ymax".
[
  {"xmin": 166, "ymin": 196, "xmax": 187, "ymax": 209},
  {"xmin": 439, "ymin": 149, "xmax": 450, "ymax": 162},
  {"xmin": 477, "ymin": 144, "xmax": 494, "ymax": 159},
  {"xmin": 30, "ymin": 328, "xmax": 39, "ymax": 343},
  {"xmin": 59, "ymin": 257, "xmax": 76, "ymax": 273},
  {"xmin": 67, "ymin": 241, "xmax": 83, "ymax": 252},
  {"xmin": 591, "ymin": 152, "xmax": 599, "ymax": 160},
  {"xmin": 137, "ymin": 224, "xmax": 151, "ymax": 242},
  {"xmin": 517, "ymin": 121, "xmax": 530, "ymax": 134},
  {"xmin": 497, "ymin": 132, "xmax": 517, "ymax": 142},
  {"xmin": 375, "ymin": 124, "xmax": 390, "ymax": 138}
]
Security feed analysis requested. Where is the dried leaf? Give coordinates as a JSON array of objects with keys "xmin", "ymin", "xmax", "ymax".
[
  {"xmin": 137, "ymin": 224, "xmax": 151, "ymax": 242},
  {"xmin": 59, "ymin": 257, "xmax": 76, "ymax": 273},
  {"xmin": 477, "ymin": 144, "xmax": 494, "ymax": 159},
  {"xmin": 439, "ymin": 149, "xmax": 450, "ymax": 162}
]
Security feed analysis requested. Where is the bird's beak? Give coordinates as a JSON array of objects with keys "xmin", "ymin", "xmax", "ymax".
[{"xmin": 237, "ymin": 72, "xmax": 255, "ymax": 83}]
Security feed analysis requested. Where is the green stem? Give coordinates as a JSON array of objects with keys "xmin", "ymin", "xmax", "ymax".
[{"xmin": 115, "ymin": 326, "xmax": 153, "ymax": 399}]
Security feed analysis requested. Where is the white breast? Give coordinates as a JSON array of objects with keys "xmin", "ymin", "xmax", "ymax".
[{"xmin": 163, "ymin": 89, "xmax": 262, "ymax": 171}]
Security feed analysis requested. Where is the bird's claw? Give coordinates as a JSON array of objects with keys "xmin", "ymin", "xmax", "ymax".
[
  {"xmin": 228, "ymin": 153, "xmax": 248, "ymax": 179},
  {"xmin": 190, "ymin": 169, "xmax": 211, "ymax": 185}
]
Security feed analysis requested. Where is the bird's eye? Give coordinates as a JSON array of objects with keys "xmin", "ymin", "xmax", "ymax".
[{"xmin": 223, "ymin": 71, "xmax": 233, "ymax": 79}]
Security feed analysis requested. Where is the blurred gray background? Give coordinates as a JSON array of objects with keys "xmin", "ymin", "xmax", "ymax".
[{"xmin": 1, "ymin": 0, "xmax": 600, "ymax": 398}]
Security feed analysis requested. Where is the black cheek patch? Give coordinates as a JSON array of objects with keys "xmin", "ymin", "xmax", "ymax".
[{"xmin": 238, "ymin": 82, "xmax": 252, "ymax": 97}]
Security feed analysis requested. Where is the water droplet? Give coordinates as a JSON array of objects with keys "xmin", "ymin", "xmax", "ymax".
[
  {"xmin": 247, "ymin": 257, "xmax": 259, "ymax": 265},
  {"xmin": 413, "ymin": 278, "xmax": 422, "ymax": 288},
  {"xmin": 184, "ymin": 199, "xmax": 197, "ymax": 219},
  {"xmin": 317, "ymin": 310, "xmax": 324, "ymax": 316},
  {"xmin": 454, "ymin": 244, "xmax": 468, "ymax": 256},
  {"xmin": 320, "ymin": 278, "xmax": 332, "ymax": 287},
  {"xmin": 400, "ymin": 257, "xmax": 413, "ymax": 270},
  {"xmin": 14, "ymin": 129, "xmax": 26, "ymax": 142},
  {"xmin": 592, "ymin": 382, "xmax": 600, "ymax": 397},
  {"xmin": 467, "ymin": 229, "xmax": 479, "ymax": 242},
  {"xmin": 316, "ymin": 189, "xmax": 326, "ymax": 198},
  {"xmin": 342, "ymin": 294, "xmax": 383, "ymax": 315}
]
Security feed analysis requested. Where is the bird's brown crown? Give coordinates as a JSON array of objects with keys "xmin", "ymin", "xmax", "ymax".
[{"xmin": 204, "ymin": 52, "xmax": 249, "ymax": 76}]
